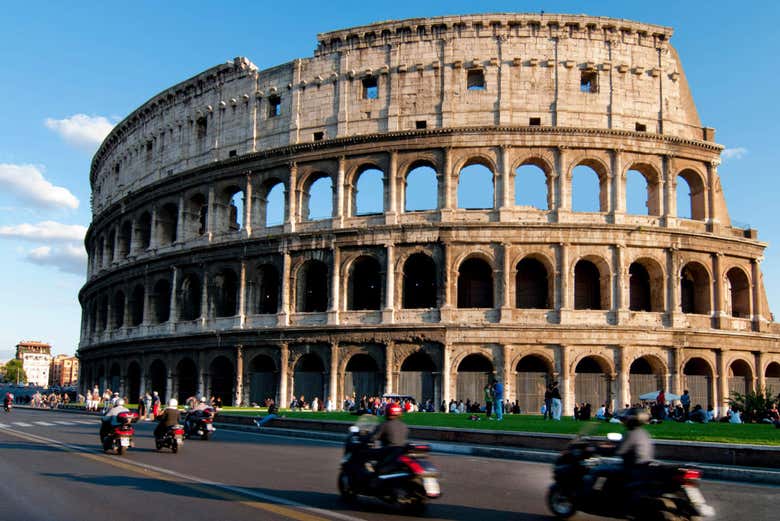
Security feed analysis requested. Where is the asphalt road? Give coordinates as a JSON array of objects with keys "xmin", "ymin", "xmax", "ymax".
[{"xmin": 0, "ymin": 408, "xmax": 776, "ymax": 521}]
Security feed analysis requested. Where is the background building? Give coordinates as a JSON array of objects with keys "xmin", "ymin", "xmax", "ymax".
[
  {"xmin": 50, "ymin": 354, "xmax": 79, "ymax": 387},
  {"xmin": 16, "ymin": 341, "xmax": 52, "ymax": 387}
]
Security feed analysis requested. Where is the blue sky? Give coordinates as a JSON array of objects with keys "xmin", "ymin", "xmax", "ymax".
[{"xmin": 1, "ymin": 1, "xmax": 778, "ymax": 360}]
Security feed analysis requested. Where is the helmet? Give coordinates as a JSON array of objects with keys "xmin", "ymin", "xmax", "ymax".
[
  {"xmin": 117, "ymin": 399, "xmax": 125, "ymax": 406},
  {"xmin": 386, "ymin": 403, "xmax": 403, "ymax": 419},
  {"xmin": 168, "ymin": 398, "xmax": 178, "ymax": 408},
  {"xmin": 200, "ymin": 396, "xmax": 207, "ymax": 403},
  {"xmin": 620, "ymin": 407, "xmax": 650, "ymax": 429}
]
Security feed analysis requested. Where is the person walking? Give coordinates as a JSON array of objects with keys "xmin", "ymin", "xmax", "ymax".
[
  {"xmin": 143, "ymin": 392, "xmax": 153, "ymax": 420},
  {"xmin": 680, "ymin": 390, "xmax": 691, "ymax": 420},
  {"xmin": 551, "ymin": 381, "xmax": 562, "ymax": 421},
  {"xmin": 492, "ymin": 379, "xmax": 504, "ymax": 421},
  {"xmin": 544, "ymin": 384, "xmax": 553, "ymax": 420},
  {"xmin": 483, "ymin": 383, "xmax": 493, "ymax": 419}
]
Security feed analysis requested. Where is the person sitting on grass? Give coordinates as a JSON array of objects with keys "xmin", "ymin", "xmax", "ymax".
[
  {"xmin": 728, "ymin": 406, "xmax": 742, "ymax": 424},
  {"xmin": 255, "ymin": 401, "xmax": 280, "ymax": 429},
  {"xmin": 690, "ymin": 404, "xmax": 708, "ymax": 423}
]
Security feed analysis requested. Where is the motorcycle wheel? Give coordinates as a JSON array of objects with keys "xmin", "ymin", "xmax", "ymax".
[
  {"xmin": 636, "ymin": 498, "xmax": 688, "ymax": 521},
  {"xmin": 202, "ymin": 432, "xmax": 210, "ymax": 441},
  {"xmin": 172, "ymin": 439, "xmax": 179, "ymax": 454},
  {"xmin": 118, "ymin": 445, "xmax": 127, "ymax": 456},
  {"xmin": 337, "ymin": 471, "xmax": 356, "ymax": 502},
  {"xmin": 155, "ymin": 440, "xmax": 163, "ymax": 450},
  {"xmin": 547, "ymin": 484, "xmax": 576, "ymax": 519}
]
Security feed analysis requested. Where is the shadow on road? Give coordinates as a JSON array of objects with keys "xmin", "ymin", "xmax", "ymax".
[{"xmin": 0, "ymin": 441, "xmax": 63, "ymax": 453}]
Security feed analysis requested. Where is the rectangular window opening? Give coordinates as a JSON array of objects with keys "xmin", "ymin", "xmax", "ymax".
[
  {"xmin": 467, "ymin": 69, "xmax": 486, "ymax": 90},
  {"xmin": 229, "ymin": 149, "xmax": 237, "ymax": 157},
  {"xmin": 580, "ymin": 70, "xmax": 598, "ymax": 93},
  {"xmin": 313, "ymin": 131, "xmax": 324, "ymax": 141},
  {"xmin": 268, "ymin": 95, "xmax": 281, "ymax": 117},
  {"xmin": 415, "ymin": 120, "xmax": 427, "ymax": 129},
  {"xmin": 362, "ymin": 77, "xmax": 378, "ymax": 99},
  {"xmin": 529, "ymin": 117, "xmax": 541, "ymax": 126},
  {"xmin": 196, "ymin": 117, "xmax": 208, "ymax": 139},
  {"xmin": 635, "ymin": 122, "xmax": 647, "ymax": 132}
]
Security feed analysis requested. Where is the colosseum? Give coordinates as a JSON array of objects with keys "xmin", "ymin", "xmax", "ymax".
[{"xmin": 78, "ymin": 13, "xmax": 780, "ymax": 415}]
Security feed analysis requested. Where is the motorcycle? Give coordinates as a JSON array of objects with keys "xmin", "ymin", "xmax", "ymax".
[
  {"xmin": 102, "ymin": 411, "xmax": 138, "ymax": 455},
  {"xmin": 156, "ymin": 424, "xmax": 185, "ymax": 453},
  {"xmin": 547, "ymin": 431, "xmax": 715, "ymax": 521},
  {"xmin": 184, "ymin": 407, "xmax": 216, "ymax": 440},
  {"xmin": 337, "ymin": 415, "xmax": 441, "ymax": 512}
]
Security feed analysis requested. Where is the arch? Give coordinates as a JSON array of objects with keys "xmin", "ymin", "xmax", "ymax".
[
  {"xmin": 456, "ymin": 353, "xmax": 494, "ymax": 402},
  {"xmin": 398, "ymin": 351, "xmax": 436, "ymax": 403},
  {"xmin": 348, "ymin": 256, "xmax": 382, "ymax": 310},
  {"xmin": 515, "ymin": 355, "xmax": 553, "ymax": 413},
  {"xmin": 264, "ymin": 181, "xmax": 285, "ymax": 227},
  {"xmin": 303, "ymin": 173, "xmax": 333, "ymax": 221},
  {"xmin": 457, "ymin": 257, "xmax": 494, "ymax": 308},
  {"xmin": 402, "ymin": 253, "xmax": 437, "ymax": 309},
  {"xmin": 725, "ymin": 267, "xmax": 751, "ymax": 318},
  {"xmin": 129, "ymin": 284, "xmax": 144, "ymax": 327},
  {"xmin": 212, "ymin": 268, "xmax": 239, "ymax": 318},
  {"xmin": 514, "ymin": 163, "xmax": 549, "ymax": 210},
  {"xmin": 728, "ymin": 358, "xmax": 753, "ymax": 397},
  {"xmin": 353, "ymin": 166, "xmax": 384, "ymax": 216},
  {"xmin": 149, "ymin": 359, "xmax": 167, "ymax": 402},
  {"xmin": 105, "ymin": 229, "xmax": 115, "ymax": 263},
  {"xmin": 683, "ymin": 357, "xmax": 713, "ymax": 408},
  {"xmin": 112, "ymin": 291, "xmax": 125, "ymax": 329},
  {"xmin": 765, "ymin": 362, "xmax": 780, "ymax": 395},
  {"xmin": 256, "ymin": 264, "xmax": 280, "ymax": 314},
  {"xmin": 218, "ymin": 185, "xmax": 244, "ymax": 233},
  {"xmin": 457, "ymin": 162, "xmax": 494, "ymax": 209},
  {"xmin": 94, "ymin": 237, "xmax": 104, "ymax": 269},
  {"xmin": 515, "ymin": 257, "xmax": 550, "ymax": 309},
  {"xmin": 677, "ymin": 168, "xmax": 706, "ymax": 221},
  {"xmin": 136, "ymin": 212, "xmax": 152, "ymax": 251},
  {"xmin": 296, "ymin": 260, "xmax": 329, "ymax": 312},
  {"xmin": 108, "ymin": 363, "xmax": 121, "ymax": 392},
  {"xmin": 249, "ymin": 354, "xmax": 278, "ymax": 405},
  {"xmin": 626, "ymin": 163, "xmax": 661, "ymax": 216},
  {"xmin": 176, "ymin": 357, "xmax": 198, "ymax": 403},
  {"xmin": 151, "ymin": 279, "xmax": 171, "ymax": 324},
  {"xmin": 97, "ymin": 295, "xmax": 108, "ymax": 332},
  {"xmin": 404, "ymin": 163, "xmax": 438, "ymax": 212},
  {"xmin": 184, "ymin": 193, "xmax": 208, "ymax": 238},
  {"xmin": 628, "ymin": 263, "xmax": 651, "ymax": 312},
  {"xmin": 158, "ymin": 202, "xmax": 178, "ymax": 245},
  {"xmin": 209, "ymin": 356, "xmax": 235, "ymax": 406},
  {"xmin": 118, "ymin": 221, "xmax": 132, "ymax": 259},
  {"xmin": 574, "ymin": 355, "xmax": 611, "ymax": 409},
  {"xmin": 571, "ymin": 161, "xmax": 608, "ymax": 212},
  {"xmin": 574, "ymin": 258, "xmax": 609, "ymax": 310},
  {"xmin": 293, "ymin": 352, "xmax": 325, "ymax": 403},
  {"xmin": 629, "ymin": 356, "xmax": 665, "ymax": 405},
  {"xmin": 680, "ymin": 262, "xmax": 711, "ymax": 315},
  {"xmin": 126, "ymin": 362, "xmax": 141, "ymax": 404},
  {"xmin": 344, "ymin": 353, "xmax": 382, "ymax": 400},
  {"xmin": 179, "ymin": 273, "xmax": 202, "ymax": 321}
]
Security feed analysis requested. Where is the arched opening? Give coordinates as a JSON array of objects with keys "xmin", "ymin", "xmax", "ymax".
[
  {"xmin": 97, "ymin": 365, "xmax": 106, "ymax": 390},
  {"xmin": 185, "ymin": 193, "xmax": 208, "ymax": 238},
  {"xmin": 118, "ymin": 221, "xmax": 132, "ymax": 259},
  {"xmin": 515, "ymin": 257, "xmax": 549, "ymax": 309},
  {"xmin": 109, "ymin": 363, "xmax": 121, "ymax": 392},
  {"xmin": 354, "ymin": 167, "xmax": 384, "ymax": 215},
  {"xmin": 256, "ymin": 264, "xmax": 280, "ymax": 314},
  {"xmin": 136, "ymin": 212, "xmax": 152, "ymax": 251},
  {"xmin": 629, "ymin": 263, "xmax": 651, "ymax": 312},
  {"xmin": 683, "ymin": 358, "xmax": 713, "ymax": 408},
  {"xmin": 765, "ymin": 362, "xmax": 780, "ymax": 394},
  {"xmin": 176, "ymin": 358, "xmax": 198, "ymax": 403},
  {"xmin": 348, "ymin": 256, "xmax": 382, "ymax": 310},
  {"xmin": 398, "ymin": 351, "xmax": 436, "ymax": 403},
  {"xmin": 95, "ymin": 237, "xmax": 104, "ymax": 269},
  {"xmin": 112, "ymin": 291, "xmax": 125, "ymax": 329},
  {"xmin": 179, "ymin": 273, "xmax": 202, "ymax": 321},
  {"xmin": 151, "ymin": 279, "xmax": 170, "ymax": 324},
  {"xmin": 304, "ymin": 174, "xmax": 333, "ymax": 221},
  {"xmin": 677, "ymin": 169, "xmax": 706, "ymax": 221},
  {"xmin": 105, "ymin": 230, "xmax": 115, "ymax": 264},
  {"xmin": 726, "ymin": 268, "xmax": 751, "ymax": 318},
  {"xmin": 626, "ymin": 169, "xmax": 650, "ymax": 215},
  {"xmin": 250, "ymin": 355, "xmax": 277, "ymax": 405},
  {"xmin": 571, "ymin": 163, "xmax": 607, "ymax": 212},
  {"xmin": 680, "ymin": 262, "xmax": 711, "ymax": 315},
  {"xmin": 629, "ymin": 357, "xmax": 664, "ymax": 405},
  {"xmin": 402, "ymin": 253, "xmax": 437, "ymax": 309},
  {"xmin": 405, "ymin": 164, "xmax": 437, "ymax": 212},
  {"xmin": 515, "ymin": 355, "xmax": 551, "ymax": 413},
  {"xmin": 344, "ymin": 354, "xmax": 381, "ymax": 400},
  {"xmin": 97, "ymin": 296, "xmax": 108, "ymax": 332},
  {"xmin": 149, "ymin": 360, "xmax": 167, "ymax": 402},
  {"xmin": 212, "ymin": 269, "xmax": 239, "ymax": 318},
  {"xmin": 457, "ymin": 257, "xmax": 493, "ymax": 308},
  {"xmin": 574, "ymin": 356, "xmax": 611, "ymax": 409},
  {"xmin": 126, "ymin": 362, "xmax": 141, "ymax": 404},
  {"xmin": 457, "ymin": 163, "xmax": 494, "ymax": 209},
  {"xmin": 293, "ymin": 353, "xmax": 325, "ymax": 403},
  {"xmin": 129, "ymin": 285, "xmax": 144, "ymax": 327},
  {"xmin": 209, "ymin": 356, "xmax": 235, "ymax": 406},
  {"xmin": 514, "ymin": 163, "xmax": 549, "ymax": 210},
  {"xmin": 297, "ymin": 260, "xmax": 328, "ymax": 312},
  {"xmin": 218, "ymin": 187, "xmax": 244, "ymax": 233},
  {"xmin": 574, "ymin": 260, "xmax": 604, "ymax": 310},
  {"xmin": 728, "ymin": 359, "xmax": 753, "ymax": 397},
  {"xmin": 456, "ymin": 354, "xmax": 494, "ymax": 402},
  {"xmin": 158, "ymin": 203, "xmax": 178, "ymax": 245},
  {"xmin": 265, "ymin": 182, "xmax": 285, "ymax": 227}
]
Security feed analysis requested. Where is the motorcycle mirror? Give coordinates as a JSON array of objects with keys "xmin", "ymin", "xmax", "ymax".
[
  {"xmin": 607, "ymin": 432, "xmax": 623, "ymax": 442},
  {"xmin": 349, "ymin": 425, "xmax": 360, "ymax": 433}
]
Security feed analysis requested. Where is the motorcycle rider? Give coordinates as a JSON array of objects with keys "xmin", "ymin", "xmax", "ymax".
[
  {"xmin": 185, "ymin": 396, "xmax": 210, "ymax": 432},
  {"xmin": 371, "ymin": 402, "xmax": 409, "ymax": 476},
  {"xmin": 616, "ymin": 407, "xmax": 654, "ymax": 470},
  {"xmin": 100, "ymin": 398, "xmax": 129, "ymax": 441},
  {"xmin": 154, "ymin": 398, "xmax": 182, "ymax": 440},
  {"xmin": 3, "ymin": 392, "xmax": 13, "ymax": 411}
]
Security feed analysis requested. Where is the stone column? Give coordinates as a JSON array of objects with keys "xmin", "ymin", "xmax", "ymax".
[
  {"xmin": 662, "ymin": 155, "xmax": 676, "ymax": 225},
  {"xmin": 501, "ymin": 343, "xmax": 512, "ymax": 403},
  {"xmin": 500, "ymin": 242, "xmax": 512, "ymax": 322},
  {"xmin": 284, "ymin": 162, "xmax": 297, "ymax": 233},
  {"xmin": 138, "ymin": 369, "xmax": 147, "ymax": 398},
  {"xmin": 555, "ymin": 147, "xmax": 570, "ymax": 214},
  {"xmin": 234, "ymin": 345, "xmax": 244, "ymax": 406},
  {"xmin": 751, "ymin": 258, "xmax": 765, "ymax": 330},
  {"xmin": 560, "ymin": 344, "xmax": 573, "ymax": 416},
  {"xmin": 165, "ymin": 366, "xmax": 174, "ymax": 403},
  {"xmin": 558, "ymin": 243, "xmax": 571, "ymax": 311},
  {"xmin": 169, "ymin": 266, "xmax": 179, "ymax": 327},
  {"xmin": 618, "ymin": 346, "xmax": 630, "ymax": 409},
  {"xmin": 611, "ymin": 149, "xmax": 625, "ymax": 217},
  {"xmin": 385, "ymin": 151, "xmax": 398, "ymax": 224},
  {"xmin": 442, "ymin": 343, "xmax": 452, "ymax": 409},
  {"xmin": 385, "ymin": 341, "xmax": 394, "ymax": 395},
  {"xmin": 440, "ymin": 147, "xmax": 453, "ymax": 216},
  {"xmin": 499, "ymin": 145, "xmax": 512, "ymax": 217},
  {"xmin": 440, "ymin": 242, "xmax": 453, "ymax": 321},
  {"xmin": 176, "ymin": 194, "xmax": 185, "ymax": 243},
  {"xmin": 279, "ymin": 251, "xmax": 291, "ymax": 326},
  {"xmin": 335, "ymin": 156, "xmax": 346, "ymax": 226},
  {"xmin": 200, "ymin": 270, "xmax": 209, "ymax": 325},
  {"xmin": 329, "ymin": 343, "xmax": 339, "ymax": 406},
  {"xmin": 197, "ymin": 351, "xmax": 206, "ymax": 398},
  {"xmin": 707, "ymin": 160, "xmax": 720, "ymax": 227},
  {"xmin": 713, "ymin": 253, "xmax": 726, "ymax": 327},
  {"xmin": 328, "ymin": 245, "xmax": 341, "ymax": 324},
  {"xmin": 243, "ymin": 173, "xmax": 253, "ymax": 236},
  {"xmin": 757, "ymin": 352, "xmax": 767, "ymax": 393},
  {"xmin": 667, "ymin": 248, "xmax": 681, "ymax": 325},
  {"xmin": 279, "ymin": 343, "xmax": 289, "ymax": 408},
  {"xmin": 148, "ymin": 206, "xmax": 159, "ymax": 249},
  {"xmin": 614, "ymin": 244, "xmax": 629, "ymax": 323},
  {"xmin": 718, "ymin": 350, "xmax": 729, "ymax": 413},
  {"xmin": 238, "ymin": 260, "xmax": 247, "ymax": 328},
  {"xmin": 206, "ymin": 185, "xmax": 216, "ymax": 240},
  {"xmin": 671, "ymin": 347, "xmax": 682, "ymax": 395},
  {"xmin": 383, "ymin": 243, "xmax": 395, "ymax": 323}
]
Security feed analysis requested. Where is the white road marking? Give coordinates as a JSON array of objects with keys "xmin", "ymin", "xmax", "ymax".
[
  {"xmin": 0, "ymin": 423, "xmax": 7, "ymax": 428},
  {"xmin": 33, "ymin": 421, "xmax": 56, "ymax": 426},
  {"xmin": 75, "ymin": 420, "xmax": 97, "ymax": 424},
  {"xmin": 12, "ymin": 422, "xmax": 32, "ymax": 427},
  {"xmin": 53, "ymin": 421, "xmax": 76, "ymax": 425}
]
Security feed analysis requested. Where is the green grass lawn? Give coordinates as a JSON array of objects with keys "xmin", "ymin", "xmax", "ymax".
[{"xmin": 217, "ymin": 408, "xmax": 780, "ymax": 446}]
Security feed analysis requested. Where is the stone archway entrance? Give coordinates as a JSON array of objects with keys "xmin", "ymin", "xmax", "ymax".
[
  {"xmin": 574, "ymin": 356, "xmax": 611, "ymax": 408},
  {"xmin": 176, "ymin": 358, "xmax": 198, "ymax": 403},
  {"xmin": 344, "ymin": 354, "xmax": 381, "ymax": 400},
  {"xmin": 293, "ymin": 353, "xmax": 325, "ymax": 404},
  {"xmin": 683, "ymin": 358, "xmax": 713, "ymax": 408},
  {"xmin": 398, "ymin": 351, "xmax": 436, "ymax": 403},
  {"xmin": 515, "ymin": 355, "xmax": 551, "ymax": 413},
  {"xmin": 629, "ymin": 357, "xmax": 664, "ymax": 405},
  {"xmin": 209, "ymin": 356, "xmax": 235, "ymax": 406},
  {"xmin": 149, "ymin": 360, "xmax": 167, "ymax": 402},
  {"xmin": 249, "ymin": 355, "xmax": 278, "ymax": 405},
  {"xmin": 456, "ymin": 354, "xmax": 494, "ymax": 403},
  {"xmin": 126, "ymin": 362, "xmax": 141, "ymax": 404}
]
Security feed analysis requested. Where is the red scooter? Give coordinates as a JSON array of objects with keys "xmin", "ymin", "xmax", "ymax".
[{"xmin": 101, "ymin": 411, "xmax": 139, "ymax": 455}]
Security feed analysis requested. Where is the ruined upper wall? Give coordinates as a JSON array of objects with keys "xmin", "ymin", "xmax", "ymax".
[{"xmin": 90, "ymin": 13, "xmax": 709, "ymax": 214}]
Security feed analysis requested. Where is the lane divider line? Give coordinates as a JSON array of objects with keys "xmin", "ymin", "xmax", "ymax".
[{"xmin": 0, "ymin": 425, "xmax": 366, "ymax": 521}]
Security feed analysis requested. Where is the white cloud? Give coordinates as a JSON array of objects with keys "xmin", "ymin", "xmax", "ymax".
[
  {"xmin": 25, "ymin": 244, "xmax": 87, "ymax": 276},
  {"xmin": 0, "ymin": 163, "xmax": 79, "ymax": 210},
  {"xmin": 0, "ymin": 221, "xmax": 87, "ymax": 242},
  {"xmin": 722, "ymin": 147, "xmax": 748, "ymax": 160},
  {"xmin": 44, "ymin": 114, "xmax": 115, "ymax": 151}
]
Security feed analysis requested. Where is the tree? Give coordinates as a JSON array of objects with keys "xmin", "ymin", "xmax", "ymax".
[
  {"xmin": 4, "ymin": 360, "xmax": 27, "ymax": 384},
  {"xmin": 728, "ymin": 389, "xmax": 774, "ymax": 423}
]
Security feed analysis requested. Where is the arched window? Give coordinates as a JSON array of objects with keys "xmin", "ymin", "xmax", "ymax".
[
  {"xmin": 515, "ymin": 355, "xmax": 551, "ymax": 413},
  {"xmin": 402, "ymin": 253, "xmax": 437, "ymax": 308},
  {"xmin": 683, "ymin": 358, "xmax": 713, "ymax": 408},
  {"xmin": 250, "ymin": 355, "xmax": 277, "ymax": 405},
  {"xmin": 185, "ymin": 193, "xmax": 208, "ymax": 238},
  {"xmin": 456, "ymin": 354, "xmax": 494, "ymax": 402},
  {"xmin": 209, "ymin": 356, "xmax": 235, "ymax": 406},
  {"xmin": 97, "ymin": 296, "xmax": 108, "ymax": 332},
  {"xmin": 574, "ymin": 356, "xmax": 610, "ymax": 408},
  {"xmin": 105, "ymin": 230, "xmax": 115, "ymax": 263},
  {"xmin": 728, "ymin": 359, "xmax": 753, "ymax": 397},
  {"xmin": 348, "ymin": 256, "xmax": 382, "ymax": 310},
  {"xmin": 179, "ymin": 274, "xmax": 202, "ymax": 321},
  {"xmin": 305, "ymin": 174, "xmax": 333, "ymax": 221},
  {"xmin": 626, "ymin": 169, "xmax": 650, "ymax": 215},
  {"xmin": 515, "ymin": 164, "xmax": 548, "ymax": 210},
  {"xmin": 176, "ymin": 358, "xmax": 198, "ymax": 403},
  {"xmin": 151, "ymin": 279, "xmax": 170, "ymax": 324},
  {"xmin": 265, "ymin": 182, "xmax": 285, "ymax": 227},
  {"xmin": 256, "ymin": 264, "xmax": 280, "ymax": 314},
  {"xmin": 457, "ymin": 163, "xmax": 494, "ymax": 209},
  {"xmin": 629, "ymin": 356, "xmax": 664, "ymax": 404},
  {"xmin": 344, "ymin": 354, "xmax": 381, "ymax": 399},
  {"xmin": 677, "ymin": 169, "xmax": 706, "ymax": 221},
  {"xmin": 574, "ymin": 260, "xmax": 603, "ymax": 310},
  {"xmin": 398, "ymin": 351, "xmax": 436, "ymax": 403},
  {"xmin": 293, "ymin": 353, "xmax": 325, "ymax": 402},
  {"xmin": 118, "ymin": 221, "xmax": 132, "ymax": 259},
  {"xmin": 515, "ymin": 257, "xmax": 549, "ymax": 309},
  {"xmin": 218, "ymin": 187, "xmax": 244, "ymax": 233},
  {"xmin": 571, "ymin": 164, "xmax": 606, "ymax": 212},
  {"xmin": 629, "ymin": 262, "xmax": 651, "ymax": 312},
  {"xmin": 765, "ymin": 362, "xmax": 780, "ymax": 393},
  {"xmin": 680, "ymin": 262, "xmax": 710, "ymax": 314},
  {"xmin": 213, "ymin": 269, "xmax": 239, "ymax": 317},
  {"xmin": 112, "ymin": 291, "xmax": 125, "ymax": 329},
  {"xmin": 95, "ymin": 237, "xmax": 104, "ymax": 269},
  {"xmin": 405, "ymin": 164, "xmax": 437, "ymax": 211},
  {"xmin": 297, "ymin": 260, "xmax": 328, "ymax": 312},
  {"xmin": 129, "ymin": 284, "xmax": 144, "ymax": 326},
  {"xmin": 158, "ymin": 203, "xmax": 178, "ymax": 245},
  {"xmin": 354, "ymin": 167, "xmax": 384, "ymax": 215},
  {"xmin": 457, "ymin": 257, "xmax": 493, "ymax": 308},
  {"xmin": 136, "ymin": 212, "xmax": 152, "ymax": 250},
  {"xmin": 149, "ymin": 359, "xmax": 167, "ymax": 401},
  {"xmin": 725, "ymin": 267, "xmax": 750, "ymax": 318}
]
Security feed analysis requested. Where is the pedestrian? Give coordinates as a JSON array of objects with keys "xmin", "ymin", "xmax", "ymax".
[
  {"xmin": 143, "ymin": 392, "xmax": 153, "ymax": 420},
  {"xmin": 551, "ymin": 381, "xmax": 562, "ymax": 420},
  {"xmin": 483, "ymin": 383, "xmax": 493, "ymax": 419},
  {"xmin": 492, "ymin": 379, "xmax": 504, "ymax": 421},
  {"xmin": 152, "ymin": 391, "xmax": 161, "ymax": 417},
  {"xmin": 138, "ymin": 393, "xmax": 147, "ymax": 419},
  {"xmin": 680, "ymin": 390, "xmax": 691, "ymax": 420},
  {"xmin": 544, "ymin": 384, "xmax": 553, "ymax": 420}
]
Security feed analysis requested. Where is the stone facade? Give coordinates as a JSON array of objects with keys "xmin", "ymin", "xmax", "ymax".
[{"xmin": 78, "ymin": 14, "xmax": 780, "ymax": 414}]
